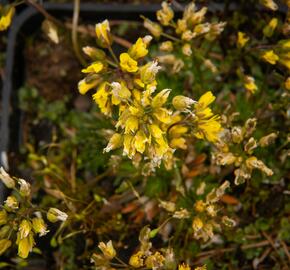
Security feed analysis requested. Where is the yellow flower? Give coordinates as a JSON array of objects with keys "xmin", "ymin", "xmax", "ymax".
[
  {"xmin": 263, "ymin": 18, "xmax": 278, "ymax": 37},
  {"xmin": 140, "ymin": 61, "xmax": 161, "ymax": 84},
  {"xmin": 0, "ymin": 5, "xmax": 15, "ymax": 31},
  {"xmin": 143, "ymin": 18, "xmax": 162, "ymax": 38},
  {"xmin": 129, "ymin": 38, "xmax": 148, "ymax": 60},
  {"xmin": 32, "ymin": 217, "xmax": 49, "ymax": 237},
  {"xmin": 244, "ymin": 75, "xmax": 258, "ymax": 94},
  {"xmin": 78, "ymin": 77, "xmax": 100, "ymax": 95},
  {"xmin": 145, "ymin": 251, "xmax": 165, "ymax": 268},
  {"xmin": 196, "ymin": 91, "xmax": 215, "ymax": 109},
  {"xmin": 111, "ymin": 81, "xmax": 131, "ymax": 105},
  {"xmin": 192, "ymin": 217, "xmax": 204, "ymax": 232},
  {"xmin": 81, "ymin": 61, "xmax": 104, "ymax": 73},
  {"xmin": 98, "ymin": 240, "xmax": 116, "ymax": 259},
  {"xmin": 17, "ymin": 233, "xmax": 35, "ymax": 259},
  {"xmin": 156, "ymin": 2, "xmax": 174, "ymax": 26},
  {"xmin": 260, "ymin": 0, "xmax": 278, "ymax": 10},
  {"xmin": 0, "ymin": 239, "xmax": 12, "ymax": 255},
  {"xmin": 179, "ymin": 263, "xmax": 191, "ymax": 270},
  {"xmin": 129, "ymin": 251, "xmax": 145, "ymax": 268},
  {"xmin": 92, "ymin": 82, "xmax": 111, "ymax": 116},
  {"xmin": 237, "ymin": 32, "xmax": 249, "ymax": 48},
  {"xmin": 193, "ymin": 91, "xmax": 222, "ymax": 142},
  {"xmin": 19, "ymin": 220, "xmax": 32, "ymax": 239},
  {"xmin": 120, "ymin": 53, "xmax": 138, "ymax": 73},
  {"xmin": 195, "ymin": 200, "xmax": 206, "ymax": 212},
  {"xmin": 95, "ymin": 19, "xmax": 112, "ymax": 47},
  {"xmin": 262, "ymin": 50, "xmax": 279, "ymax": 64},
  {"xmin": 176, "ymin": 19, "xmax": 187, "ymax": 34}
]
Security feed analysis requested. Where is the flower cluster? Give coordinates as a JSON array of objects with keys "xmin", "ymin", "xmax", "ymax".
[
  {"xmin": 160, "ymin": 181, "xmax": 235, "ymax": 242},
  {"xmin": 144, "ymin": 1, "xmax": 226, "ymax": 57},
  {"xmin": 212, "ymin": 119, "xmax": 275, "ymax": 185},
  {"xmin": 78, "ymin": 20, "xmax": 222, "ymax": 170},
  {"xmin": 0, "ymin": 167, "xmax": 67, "ymax": 258},
  {"xmin": 91, "ymin": 226, "xmax": 206, "ymax": 270}
]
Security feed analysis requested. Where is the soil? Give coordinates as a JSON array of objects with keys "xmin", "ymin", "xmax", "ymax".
[{"xmin": 24, "ymin": 34, "xmax": 82, "ymax": 101}]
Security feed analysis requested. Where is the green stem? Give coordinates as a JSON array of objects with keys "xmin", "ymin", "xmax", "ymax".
[{"xmin": 108, "ymin": 46, "xmax": 119, "ymax": 64}]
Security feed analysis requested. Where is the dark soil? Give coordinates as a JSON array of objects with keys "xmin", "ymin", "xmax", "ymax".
[{"xmin": 24, "ymin": 35, "xmax": 82, "ymax": 101}]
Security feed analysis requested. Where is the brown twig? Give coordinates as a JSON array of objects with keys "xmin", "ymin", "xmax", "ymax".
[
  {"xmin": 281, "ymin": 240, "xmax": 290, "ymax": 263},
  {"xmin": 25, "ymin": 0, "xmax": 63, "ymax": 27}
]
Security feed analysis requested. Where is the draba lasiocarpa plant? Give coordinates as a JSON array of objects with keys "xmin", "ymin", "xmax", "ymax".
[{"xmin": 1, "ymin": 0, "xmax": 290, "ymax": 269}]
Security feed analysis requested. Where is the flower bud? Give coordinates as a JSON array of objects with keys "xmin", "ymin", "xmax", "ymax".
[
  {"xmin": 0, "ymin": 239, "xmax": 12, "ymax": 255},
  {"xmin": 98, "ymin": 240, "xmax": 116, "ymax": 259},
  {"xmin": 181, "ymin": 30, "xmax": 196, "ymax": 41},
  {"xmin": 204, "ymin": 59, "xmax": 217, "ymax": 73},
  {"xmin": 143, "ymin": 18, "xmax": 162, "ymax": 38},
  {"xmin": 244, "ymin": 76, "xmax": 258, "ymax": 94},
  {"xmin": 4, "ymin": 195, "xmax": 18, "ymax": 210},
  {"xmin": 18, "ymin": 179, "xmax": 31, "ymax": 197},
  {"xmin": 82, "ymin": 46, "xmax": 106, "ymax": 60},
  {"xmin": 0, "ymin": 167, "xmax": 15, "ymax": 188},
  {"xmin": 263, "ymin": 18, "xmax": 278, "ymax": 37},
  {"xmin": 32, "ymin": 217, "xmax": 49, "ymax": 236},
  {"xmin": 159, "ymin": 201, "xmax": 176, "ymax": 212},
  {"xmin": 0, "ymin": 209, "xmax": 7, "ymax": 226},
  {"xmin": 140, "ymin": 61, "xmax": 161, "ymax": 84},
  {"xmin": 156, "ymin": 2, "xmax": 174, "ymax": 26},
  {"xmin": 104, "ymin": 133, "xmax": 123, "ymax": 153},
  {"xmin": 19, "ymin": 220, "xmax": 32, "ymax": 239},
  {"xmin": 231, "ymin": 126, "xmax": 243, "ymax": 143},
  {"xmin": 47, "ymin": 208, "xmax": 68, "ymax": 223},
  {"xmin": 0, "ymin": 225, "xmax": 10, "ymax": 238},
  {"xmin": 159, "ymin": 41, "xmax": 173, "ymax": 52},
  {"xmin": 182, "ymin": 43, "xmax": 192, "ymax": 56},
  {"xmin": 172, "ymin": 95, "xmax": 195, "ymax": 111},
  {"xmin": 95, "ymin": 20, "xmax": 112, "ymax": 47},
  {"xmin": 237, "ymin": 32, "xmax": 249, "ymax": 48},
  {"xmin": 260, "ymin": 0, "xmax": 278, "ymax": 11}
]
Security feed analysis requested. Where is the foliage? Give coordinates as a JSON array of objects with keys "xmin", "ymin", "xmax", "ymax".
[{"xmin": 0, "ymin": 0, "xmax": 290, "ymax": 269}]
